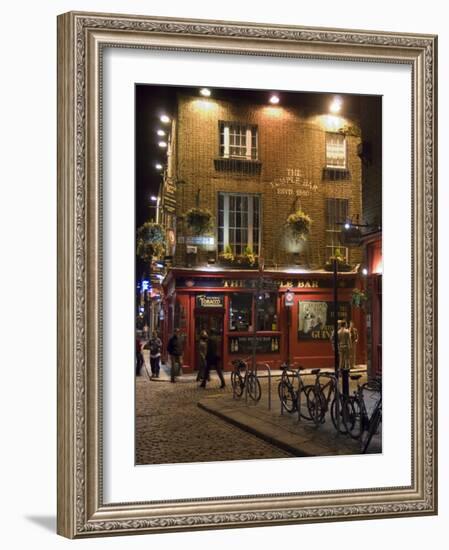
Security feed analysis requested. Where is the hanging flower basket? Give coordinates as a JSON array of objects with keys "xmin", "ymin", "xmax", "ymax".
[
  {"xmin": 324, "ymin": 257, "xmax": 353, "ymax": 272},
  {"xmin": 184, "ymin": 207, "xmax": 213, "ymax": 235},
  {"xmin": 285, "ymin": 210, "xmax": 312, "ymax": 241},
  {"xmin": 351, "ymin": 288, "xmax": 368, "ymax": 308},
  {"xmin": 136, "ymin": 222, "xmax": 166, "ymax": 262}
]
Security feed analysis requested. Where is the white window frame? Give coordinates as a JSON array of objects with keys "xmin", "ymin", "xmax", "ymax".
[
  {"xmin": 220, "ymin": 122, "xmax": 258, "ymax": 160},
  {"xmin": 325, "ymin": 197, "xmax": 349, "ymax": 262},
  {"xmin": 325, "ymin": 132, "xmax": 347, "ymax": 169},
  {"xmin": 218, "ymin": 193, "xmax": 261, "ymax": 254}
]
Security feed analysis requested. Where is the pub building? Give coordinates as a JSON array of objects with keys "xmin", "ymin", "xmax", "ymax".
[{"xmin": 150, "ymin": 87, "xmax": 382, "ymax": 374}]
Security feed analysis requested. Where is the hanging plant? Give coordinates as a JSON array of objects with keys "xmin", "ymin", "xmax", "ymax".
[
  {"xmin": 136, "ymin": 222, "xmax": 166, "ymax": 262},
  {"xmin": 324, "ymin": 249, "xmax": 353, "ymax": 272},
  {"xmin": 351, "ymin": 288, "xmax": 368, "ymax": 308},
  {"xmin": 286, "ymin": 209, "xmax": 312, "ymax": 241},
  {"xmin": 338, "ymin": 124, "xmax": 362, "ymax": 138},
  {"xmin": 184, "ymin": 207, "xmax": 213, "ymax": 235}
]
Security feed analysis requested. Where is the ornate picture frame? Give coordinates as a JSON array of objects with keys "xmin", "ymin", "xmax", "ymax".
[{"xmin": 57, "ymin": 11, "xmax": 437, "ymax": 538}]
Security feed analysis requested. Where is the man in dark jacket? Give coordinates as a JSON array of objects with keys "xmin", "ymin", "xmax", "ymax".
[
  {"xmin": 167, "ymin": 328, "xmax": 183, "ymax": 383},
  {"xmin": 200, "ymin": 329, "xmax": 225, "ymax": 389}
]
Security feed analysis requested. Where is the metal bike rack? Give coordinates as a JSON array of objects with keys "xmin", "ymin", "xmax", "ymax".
[{"xmin": 255, "ymin": 362, "xmax": 272, "ymax": 410}]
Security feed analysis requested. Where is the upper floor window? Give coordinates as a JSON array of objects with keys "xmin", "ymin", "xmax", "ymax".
[
  {"xmin": 218, "ymin": 193, "xmax": 261, "ymax": 255},
  {"xmin": 325, "ymin": 198, "xmax": 349, "ymax": 261},
  {"xmin": 219, "ymin": 122, "xmax": 258, "ymax": 160},
  {"xmin": 326, "ymin": 132, "xmax": 346, "ymax": 168}
]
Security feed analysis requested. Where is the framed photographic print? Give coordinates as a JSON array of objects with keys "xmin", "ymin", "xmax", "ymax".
[{"xmin": 57, "ymin": 11, "xmax": 437, "ymax": 538}]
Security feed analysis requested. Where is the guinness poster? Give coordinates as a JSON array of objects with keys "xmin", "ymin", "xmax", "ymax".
[{"xmin": 298, "ymin": 301, "xmax": 351, "ymax": 340}]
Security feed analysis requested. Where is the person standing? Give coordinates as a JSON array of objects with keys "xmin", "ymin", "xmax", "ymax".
[
  {"xmin": 349, "ymin": 320, "xmax": 359, "ymax": 370},
  {"xmin": 135, "ymin": 337, "xmax": 144, "ymax": 376},
  {"xmin": 167, "ymin": 328, "xmax": 183, "ymax": 383},
  {"xmin": 337, "ymin": 320, "xmax": 352, "ymax": 372},
  {"xmin": 149, "ymin": 330, "xmax": 162, "ymax": 378},
  {"xmin": 196, "ymin": 330, "xmax": 209, "ymax": 382},
  {"xmin": 200, "ymin": 328, "xmax": 225, "ymax": 389}
]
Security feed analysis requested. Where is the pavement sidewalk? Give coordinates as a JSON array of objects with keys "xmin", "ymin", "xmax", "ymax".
[{"xmin": 197, "ymin": 382, "xmax": 381, "ymax": 458}]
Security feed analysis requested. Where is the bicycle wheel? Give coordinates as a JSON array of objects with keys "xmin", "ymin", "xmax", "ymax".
[
  {"xmin": 278, "ymin": 380, "xmax": 297, "ymax": 413},
  {"xmin": 330, "ymin": 395, "xmax": 352, "ymax": 434},
  {"xmin": 231, "ymin": 371, "xmax": 244, "ymax": 397},
  {"xmin": 247, "ymin": 373, "xmax": 262, "ymax": 402},
  {"xmin": 307, "ymin": 387, "xmax": 326, "ymax": 426},
  {"xmin": 298, "ymin": 385, "xmax": 314, "ymax": 420},
  {"xmin": 343, "ymin": 397, "xmax": 363, "ymax": 439},
  {"xmin": 361, "ymin": 405, "xmax": 382, "ymax": 453}
]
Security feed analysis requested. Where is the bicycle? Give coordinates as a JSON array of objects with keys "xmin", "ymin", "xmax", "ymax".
[
  {"xmin": 342, "ymin": 375, "xmax": 382, "ymax": 450},
  {"xmin": 230, "ymin": 358, "xmax": 262, "ymax": 402},
  {"xmin": 277, "ymin": 364, "xmax": 314, "ymax": 420},
  {"xmin": 306, "ymin": 369, "xmax": 355, "ymax": 433}
]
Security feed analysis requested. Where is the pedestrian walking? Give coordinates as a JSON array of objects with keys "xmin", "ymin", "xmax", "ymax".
[
  {"xmin": 349, "ymin": 320, "xmax": 359, "ymax": 369},
  {"xmin": 200, "ymin": 328, "xmax": 225, "ymax": 389},
  {"xmin": 196, "ymin": 330, "xmax": 209, "ymax": 382},
  {"xmin": 136, "ymin": 337, "xmax": 144, "ymax": 376},
  {"xmin": 149, "ymin": 330, "xmax": 162, "ymax": 378},
  {"xmin": 167, "ymin": 328, "xmax": 183, "ymax": 383}
]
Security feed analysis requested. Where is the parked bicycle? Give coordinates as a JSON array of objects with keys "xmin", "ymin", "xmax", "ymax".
[
  {"xmin": 230, "ymin": 358, "xmax": 262, "ymax": 402},
  {"xmin": 306, "ymin": 369, "xmax": 355, "ymax": 433},
  {"xmin": 341, "ymin": 375, "xmax": 382, "ymax": 452},
  {"xmin": 277, "ymin": 364, "xmax": 314, "ymax": 420}
]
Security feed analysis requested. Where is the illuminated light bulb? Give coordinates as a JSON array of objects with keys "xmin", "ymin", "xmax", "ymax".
[
  {"xmin": 329, "ymin": 96, "xmax": 343, "ymax": 114},
  {"xmin": 200, "ymin": 88, "xmax": 211, "ymax": 97},
  {"xmin": 269, "ymin": 94, "xmax": 280, "ymax": 104},
  {"xmin": 160, "ymin": 114, "xmax": 170, "ymax": 123}
]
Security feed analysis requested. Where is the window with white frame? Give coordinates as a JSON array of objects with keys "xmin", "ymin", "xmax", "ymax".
[
  {"xmin": 325, "ymin": 198, "xmax": 349, "ymax": 261},
  {"xmin": 218, "ymin": 193, "xmax": 260, "ymax": 255},
  {"xmin": 219, "ymin": 122, "xmax": 258, "ymax": 160},
  {"xmin": 326, "ymin": 132, "xmax": 346, "ymax": 168}
]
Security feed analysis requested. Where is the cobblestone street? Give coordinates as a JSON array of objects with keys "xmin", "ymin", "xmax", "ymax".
[{"xmin": 135, "ymin": 373, "xmax": 293, "ymax": 465}]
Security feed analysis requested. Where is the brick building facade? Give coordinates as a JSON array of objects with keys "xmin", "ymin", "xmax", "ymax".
[
  {"xmin": 164, "ymin": 93, "xmax": 363, "ymax": 269},
  {"xmin": 157, "ymin": 90, "xmax": 371, "ymax": 373}
]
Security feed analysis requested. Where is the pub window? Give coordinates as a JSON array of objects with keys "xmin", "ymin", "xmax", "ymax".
[
  {"xmin": 326, "ymin": 198, "xmax": 349, "ymax": 261},
  {"xmin": 229, "ymin": 293, "xmax": 253, "ymax": 332},
  {"xmin": 256, "ymin": 293, "xmax": 278, "ymax": 331},
  {"xmin": 326, "ymin": 132, "xmax": 346, "ymax": 168},
  {"xmin": 219, "ymin": 122, "xmax": 258, "ymax": 160},
  {"xmin": 218, "ymin": 193, "xmax": 261, "ymax": 255}
]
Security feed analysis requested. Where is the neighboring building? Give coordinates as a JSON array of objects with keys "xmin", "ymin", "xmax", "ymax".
[
  {"xmin": 157, "ymin": 90, "xmax": 377, "ymax": 372},
  {"xmin": 358, "ymin": 95, "xmax": 383, "ymax": 378}
]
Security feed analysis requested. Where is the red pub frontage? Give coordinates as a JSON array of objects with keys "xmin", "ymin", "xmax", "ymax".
[{"xmin": 161, "ymin": 268, "xmax": 366, "ymax": 373}]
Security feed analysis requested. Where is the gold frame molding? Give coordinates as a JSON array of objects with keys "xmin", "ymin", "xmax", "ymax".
[{"xmin": 57, "ymin": 11, "xmax": 438, "ymax": 538}]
